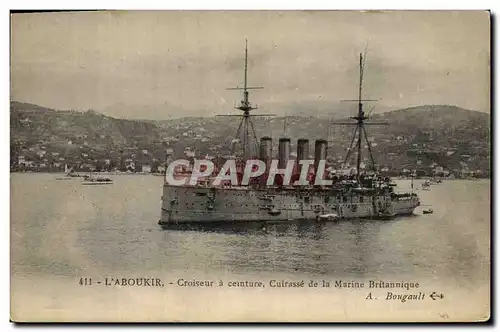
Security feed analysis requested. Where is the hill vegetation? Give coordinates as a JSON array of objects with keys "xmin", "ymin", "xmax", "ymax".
[{"xmin": 10, "ymin": 101, "xmax": 490, "ymax": 176}]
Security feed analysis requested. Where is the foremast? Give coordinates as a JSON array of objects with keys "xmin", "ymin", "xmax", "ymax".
[{"xmin": 217, "ymin": 39, "xmax": 275, "ymax": 161}]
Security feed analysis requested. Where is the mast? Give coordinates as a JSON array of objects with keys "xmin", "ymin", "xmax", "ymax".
[
  {"xmin": 217, "ymin": 39, "xmax": 275, "ymax": 161},
  {"xmin": 356, "ymin": 53, "xmax": 365, "ymax": 178},
  {"xmin": 240, "ymin": 39, "xmax": 253, "ymax": 160},
  {"xmin": 244, "ymin": 39, "xmax": 248, "ymax": 104},
  {"xmin": 332, "ymin": 51, "xmax": 387, "ymax": 182}
]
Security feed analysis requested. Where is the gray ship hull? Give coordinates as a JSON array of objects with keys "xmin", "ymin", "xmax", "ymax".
[{"xmin": 159, "ymin": 184, "xmax": 420, "ymax": 225}]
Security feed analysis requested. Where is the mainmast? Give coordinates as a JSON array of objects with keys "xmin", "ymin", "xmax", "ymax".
[
  {"xmin": 217, "ymin": 39, "xmax": 275, "ymax": 160},
  {"xmin": 332, "ymin": 51, "xmax": 387, "ymax": 181},
  {"xmin": 355, "ymin": 53, "xmax": 366, "ymax": 178}
]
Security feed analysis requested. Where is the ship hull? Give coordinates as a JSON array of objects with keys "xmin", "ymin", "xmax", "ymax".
[
  {"xmin": 81, "ymin": 181, "xmax": 113, "ymax": 185},
  {"xmin": 159, "ymin": 184, "xmax": 419, "ymax": 226}
]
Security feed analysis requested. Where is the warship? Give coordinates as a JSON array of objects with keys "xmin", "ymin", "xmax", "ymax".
[{"xmin": 159, "ymin": 42, "xmax": 420, "ymax": 226}]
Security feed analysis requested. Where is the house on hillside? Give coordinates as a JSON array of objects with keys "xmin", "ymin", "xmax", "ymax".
[
  {"xmin": 20, "ymin": 160, "xmax": 35, "ymax": 168},
  {"xmin": 125, "ymin": 159, "xmax": 135, "ymax": 171}
]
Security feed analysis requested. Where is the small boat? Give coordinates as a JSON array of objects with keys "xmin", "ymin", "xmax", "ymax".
[
  {"xmin": 318, "ymin": 213, "xmax": 339, "ymax": 221},
  {"xmin": 378, "ymin": 212, "xmax": 396, "ymax": 219},
  {"xmin": 81, "ymin": 175, "xmax": 113, "ymax": 185},
  {"xmin": 423, "ymin": 208, "xmax": 433, "ymax": 214},
  {"xmin": 421, "ymin": 181, "xmax": 431, "ymax": 191}
]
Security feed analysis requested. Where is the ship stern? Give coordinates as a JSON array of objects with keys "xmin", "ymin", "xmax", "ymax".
[{"xmin": 159, "ymin": 184, "xmax": 176, "ymax": 226}]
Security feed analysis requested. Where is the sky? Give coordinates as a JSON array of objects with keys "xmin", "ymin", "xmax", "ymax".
[{"xmin": 10, "ymin": 10, "xmax": 490, "ymax": 119}]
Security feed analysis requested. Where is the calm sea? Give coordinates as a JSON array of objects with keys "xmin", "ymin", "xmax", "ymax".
[{"xmin": 10, "ymin": 173, "xmax": 491, "ymax": 321}]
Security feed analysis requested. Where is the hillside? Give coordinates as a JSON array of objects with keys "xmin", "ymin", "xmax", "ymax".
[
  {"xmin": 10, "ymin": 101, "xmax": 490, "ymax": 176},
  {"xmin": 10, "ymin": 101, "xmax": 165, "ymax": 161}
]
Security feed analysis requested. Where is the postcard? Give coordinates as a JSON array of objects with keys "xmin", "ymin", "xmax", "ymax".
[{"xmin": 10, "ymin": 10, "xmax": 490, "ymax": 322}]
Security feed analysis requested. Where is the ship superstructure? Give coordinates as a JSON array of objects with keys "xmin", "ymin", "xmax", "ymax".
[{"xmin": 159, "ymin": 42, "xmax": 420, "ymax": 225}]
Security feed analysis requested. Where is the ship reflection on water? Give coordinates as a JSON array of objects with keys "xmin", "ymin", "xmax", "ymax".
[
  {"xmin": 160, "ymin": 220, "xmax": 330, "ymax": 237},
  {"xmin": 158, "ymin": 215, "xmax": 418, "ymax": 236},
  {"xmin": 158, "ymin": 217, "xmax": 419, "ymax": 276}
]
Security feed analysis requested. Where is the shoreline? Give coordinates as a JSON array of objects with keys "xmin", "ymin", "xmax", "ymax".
[
  {"xmin": 10, "ymin": 171, "xmax": 165, "ymax": 176},
  {"xmin": 8, "ymin": 171, "xmax": 490, "ymax": 180}
]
